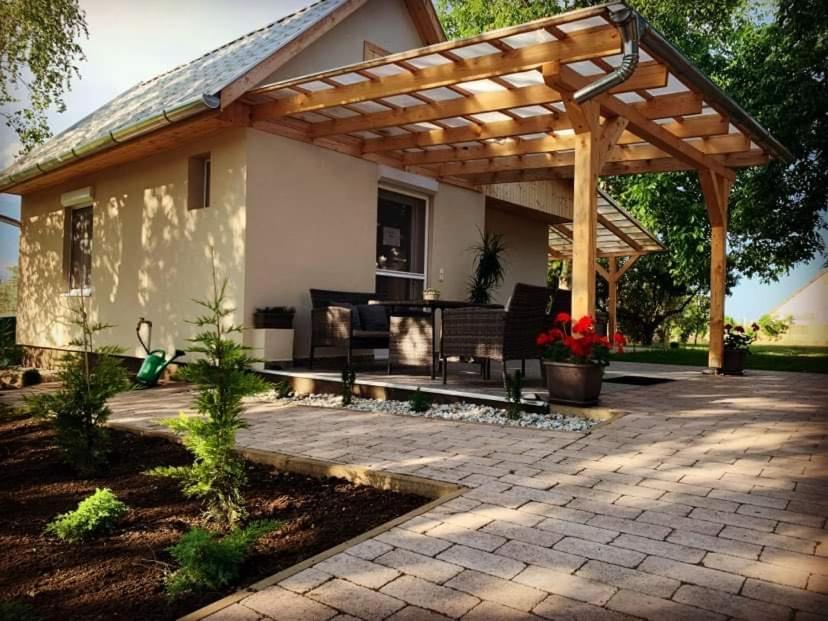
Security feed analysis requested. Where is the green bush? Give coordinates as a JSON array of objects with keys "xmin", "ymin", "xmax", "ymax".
[
  {"xmin": 504, "ymin": 370, "xmax": 523, "ymax": 420},
  {"xmin": 45, "ymin": 488, "xmax": 128, "ymax": 542},
  {"xmin": 341, "ymin": 366, "xmax": 355, "ymax": 406},
  {"xmin": 408, "ymin": 387, "xmax": 431, "ymax": 413},
  {"xmin": 149, "ymin": 257, "xmax": 268, "ymax": 528},
  {"xmin": 0, "ymin": 316, "xmax": 22, "ymax": 369},
  {"xmin": 165, "ymin": 520, "xmax": 279, "ymax": 597},
  {"xmin": 26, "ymin": 296, "xmax": 129, "ymax": 475},
  {"xmin": 273, "ymin": 379, "xmax": 293, "ymax": 399},
  {"xmin": 0, "ymin": 601, "xmax": 41, "ymax": 621},
  {"xmin": 21, "ymin": 368, "xmax": 41, "ymax": 387}
]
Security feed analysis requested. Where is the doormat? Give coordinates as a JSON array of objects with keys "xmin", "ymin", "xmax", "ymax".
[{"xmin": 604, "ymin": 375, "xmax": 675, "ymax": 386}]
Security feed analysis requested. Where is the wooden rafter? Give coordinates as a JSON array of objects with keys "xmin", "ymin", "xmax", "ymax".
[{"xmin": 253, "ymin": 26, "xmax": 623, "ymax": 119}]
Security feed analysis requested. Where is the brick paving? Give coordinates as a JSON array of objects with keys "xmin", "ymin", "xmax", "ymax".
[{"xmin": 100, "ymin": 369, "xmax": 828, "ymax": 618}]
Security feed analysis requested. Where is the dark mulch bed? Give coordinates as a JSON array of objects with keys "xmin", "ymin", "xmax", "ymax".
[{"xmin": 0, "ymin": 411, "xmax": 427, "ymax": 620}]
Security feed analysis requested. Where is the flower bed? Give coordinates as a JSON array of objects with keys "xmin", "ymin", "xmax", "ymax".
[
  {"xmin": 0, "ymin": 412, "xmax": 426, "ymax": 620},
  {"xmin": 251, "ymin": 392, "xmax": 597, "ymax": 432}
]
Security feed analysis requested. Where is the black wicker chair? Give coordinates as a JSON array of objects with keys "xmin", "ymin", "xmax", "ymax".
[
  {"xmin": 308, "ymin": 289, "xmax": 389, "ymax": 368},
  {"xmin": 440, "ymin": 283, "xmax": 552, "ymax": 384}
]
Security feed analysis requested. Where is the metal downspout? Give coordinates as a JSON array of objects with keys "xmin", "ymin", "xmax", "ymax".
[{"xmin": 573, "ymin": 6, "xmax": 640, "ymax": 104}]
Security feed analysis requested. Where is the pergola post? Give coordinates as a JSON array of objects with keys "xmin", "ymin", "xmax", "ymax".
[
  {"xmin": 607, "ymin": 257, "xmax": 618, "ymax": 336},
  {"xmin": 699, "ymin": 170, "xmax": 733, "ymax": 371}
]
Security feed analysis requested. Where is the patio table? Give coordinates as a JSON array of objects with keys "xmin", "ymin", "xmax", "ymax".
[{"xmin": 374, "ymin": 299, "xmax": 502, "ymax": 379}]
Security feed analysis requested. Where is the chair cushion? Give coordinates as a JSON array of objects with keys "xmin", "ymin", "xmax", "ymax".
[
  {"xmin": 333, "ymin": 303, "xmax": 361, "ymax": 330},
  {"xmin": 358, "ymin": 303, "xmax": 389, "ymax": 331}
]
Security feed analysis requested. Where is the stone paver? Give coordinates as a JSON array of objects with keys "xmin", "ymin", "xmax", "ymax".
[{"xmin": 95, "ymin": 366, "xmax": 828, "ymax": 620}]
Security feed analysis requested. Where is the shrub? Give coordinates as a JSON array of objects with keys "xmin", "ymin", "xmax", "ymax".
[
  {"xmin": 165, "ymin": 520, "xmax": 279, "ymax": 597},
  {"xmin": 26, "ymin": 295, "xmax": 129, "ymax": 475},
  {"xmin": 0, "ymin": 601, "xmax": 41, "ymax": 621},
  {"xmin": 21, "ymin": 368, "xmax": 41, "ymax": 387},
  {"xmin": 274, "ymin": 379, "xmax": 293, "ymax": 399},
  {"xmin": 0, "ymin": 316, "xmax": 23, "ymax": 369},
  {"xmin": 408, "ymin": 387, "xmax": 431, "ymax": 413},
  {"xmin": 468, "ymin": 229, "xmax": 506, "ymax": 304},
  {"xmin": 504, "ymin": 370, "xmax": 522, "ymax": 420},
  {"xmin": 341, "ymin": 366, "xmax": 355, "ymax": 406},
  {"xmin": 669, "ymin": 341, "xmax": 680, "ymax": 350},
  {"xmin": 149, "ymin": 256, "xmax": 268, "ymax": 528},
  {"xmin": 45, "ymin": 488, "xmax": 128, "ymax": 542}
]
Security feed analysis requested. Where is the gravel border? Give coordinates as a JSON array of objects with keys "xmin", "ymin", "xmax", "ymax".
[{"xmin": 247, "ymin": 391, "xmax": 596, "ymax": 432}]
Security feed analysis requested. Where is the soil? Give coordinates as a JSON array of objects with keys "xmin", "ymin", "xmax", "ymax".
[{"xmin": 0, "ymin": 412, "xmax": 427, "ymax": 620}]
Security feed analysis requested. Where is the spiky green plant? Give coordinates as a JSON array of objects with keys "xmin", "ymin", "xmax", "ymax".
[
  {"xmin": 504, "ymin": 370, "xmax": 522, "ymax": 420},
  {"xmin": 341, "ymin": 366, "xmax": 356, "ymax": 406},
  {"xmin": 150, "ymin": 255, "xmax": 268, "ymax": 528},
  {"xmin": 468, "ymin": 229, "xmax": 506, "ymax": 304},
  {"xmin": 408, "ymin": 387, "xmax": 431, "ymax": 413},
  {"xmin": 45, "ymin": 488, "xmax": 128, "ymax": 542},
  {"xmin": 27, "ymin": 293, "xmax": 128, "ymax": 475}
]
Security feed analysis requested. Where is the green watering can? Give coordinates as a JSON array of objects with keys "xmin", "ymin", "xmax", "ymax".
[{"xmin": 135, "ymin": 318, "xmax": 185, "ymax": 387}]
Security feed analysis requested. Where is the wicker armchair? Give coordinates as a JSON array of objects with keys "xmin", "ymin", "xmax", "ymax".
[
  {"xmin": 308, "ymin": 289, "xmax": 389, "ymax": 368},
  {"xmin": 441, "ymin": 283, "xmax": 552, "ymax": 384}
]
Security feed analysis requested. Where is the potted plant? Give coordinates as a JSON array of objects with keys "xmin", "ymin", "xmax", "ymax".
[
  {"xmin": 423, "ymin": 287, "xmax": 441, "ymax": 301},
  {"xmin": 253, "ymin": 306, "xmax": 295, "ymax": 329},
  {"xmin": 722, "ymin": 322, "xmax": 759, "ymax": 375},
  {"xmin": 537, "ymin": 313, "xmax": 626, "ymax": 406}
]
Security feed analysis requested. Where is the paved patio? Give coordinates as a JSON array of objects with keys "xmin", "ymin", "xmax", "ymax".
[{"xmin": 102, "ymin": 369, "xmax": 828, "ymax": 619}]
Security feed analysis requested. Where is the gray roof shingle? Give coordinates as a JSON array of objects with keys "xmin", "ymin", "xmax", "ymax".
[{"xmin": 1, "ymin": 0, "xmax": 348, "ymax": 185}]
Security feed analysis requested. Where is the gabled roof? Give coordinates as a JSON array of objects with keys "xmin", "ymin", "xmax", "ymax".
[{"xmin": 0, "ymin": 0, "xmax": 357, "ymax": 190}]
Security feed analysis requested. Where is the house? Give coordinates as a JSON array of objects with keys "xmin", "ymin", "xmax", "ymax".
[
  {"xmin": 762, "ymin": 270, "xmax": 828, "ymax": 347},
  {"xmin": 0, "ymin": 0, "xmax": 787, "ymax": 370}
]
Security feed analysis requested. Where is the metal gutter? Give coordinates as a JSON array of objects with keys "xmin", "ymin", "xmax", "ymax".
[
  {"xmin": 0, "ymin": 214, "xmax": 21, "ymax": 228},
  {"xmin": 634, "ymin": 12, "xmax": 793, "ymax": 163},
  {"xmin": 0, "ymin": 94, "xmax": 221, "ymax": 193},
  {"xmin": 574, "ymin": 6, "xmax": 640, "ymax": 104}
]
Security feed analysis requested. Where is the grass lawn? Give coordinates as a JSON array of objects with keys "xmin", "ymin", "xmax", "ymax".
[{"xmin": 612, "ymin": 344, "xmax": 828, "ymax": 374}]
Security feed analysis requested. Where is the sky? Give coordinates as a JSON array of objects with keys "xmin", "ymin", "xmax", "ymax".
[{"xmin": 0, "ymin": 0, "xmax": 825, "ymax": 319}]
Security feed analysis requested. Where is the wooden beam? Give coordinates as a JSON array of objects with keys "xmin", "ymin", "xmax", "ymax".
[
  {"xmin": 363, "ymin": 92, "xmax": 703, "ymax": 155},
  {"xmin": 254, "ymin": 26, "xmax": 622, "ymax": 118},
  {"xmin": 616, "ymin": 253, "xmax": 641, "ymax": 280},
  {"xmin": 404, "ymin": 0, "xmax": 446, "ymax": 44},
  {"xmin": 403, "ymin": 133, "xmax": 576, "ymax": 165},
  {"xmin": 543, "ymin": 63, "xmax": 735, "ymax": 181},
  {"xmin": 423, "ymin": 133, "xmax": 753, "ymax": 177},
  {"xmin": 220, "ymin": 0, "xmax": 367, "ymax": 108},
  {"xmin": 595, "ymin": 262, "xmax": 610, "ymax": 282},
  {"xmin": 607, "ymin": 256, "xmax": 618, "ymax": 337},
  {"xmin": 699, "ymin": 170, "xmax": 733, "ymax": 371},
  {"xmin": 570, "ymin": 101, "xmax": 601, "ymax": 321},
  {"xmin": 292, "ymin": 63, "xmax": 669, "ymax": 138},
  {"xmin": 598, "ymin": 213, "xmax": 642, "ymax": 252}
]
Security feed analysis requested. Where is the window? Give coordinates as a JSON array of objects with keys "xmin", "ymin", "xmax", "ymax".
[
  {"xmin": 363, "ymin": 40, "xmax": 389, "ymax": 60},
  {"xmin": 188, "ymin": 153, "xmax": 211, "ymax": 210},
  {"xmin": 68, "ymin": 206, "xmax": 93, "ymax": 290},
  {"xmin": 375, "ymin": 188, "xmax": 427, "ymax": 300}
]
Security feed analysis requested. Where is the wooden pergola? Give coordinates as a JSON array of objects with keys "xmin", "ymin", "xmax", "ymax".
[
  {"xmin": 241, "ymin": 2, "xmax": 790, "ymax": 371},
  {"xmin": 547, "ymin": 188, "xmax": 664, "ymax": 337}
]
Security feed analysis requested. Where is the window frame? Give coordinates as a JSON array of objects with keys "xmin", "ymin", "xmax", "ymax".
[
  {"xmin": 65, "ymin": 204, "xmax": 94, "ymax": 296},
  {"xmin": 375, "ymin": 185, "xmax": 430, "ymax": 298}
]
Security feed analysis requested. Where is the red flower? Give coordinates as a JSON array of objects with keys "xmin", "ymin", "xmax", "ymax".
[
  {"xmin": 548, "ymin": 328, "xmax": 564, "ymax": 341},
  {"xmin": 554, "ymin": 312, "xmax": 571, "ymax": 325},
  {"xmin": 724, "ymin": 323, "xmax": 733, "ymax": 330},
  {"xmin": 612, "ymin": 332, "xmax": 627, "ymax": 347},
  {"xmin": 734, "ymin": 326, "xmax": 745, "ymax": 333},
  {"xmin": 572, "ymin": 315, "xmax": 594, "ymax": 335},
  {"xmin": 751, "ymin": 323, "xmax": 760, "ymax": 332},
  {"xmin": 536, "ymin": 333, "xmax": 550, "ymax": 346}
]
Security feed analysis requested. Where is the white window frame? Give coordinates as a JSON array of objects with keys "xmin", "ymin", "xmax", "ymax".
[{"xmin": 376, "ymin": 184, "xmax": 430, "ymax": 295}]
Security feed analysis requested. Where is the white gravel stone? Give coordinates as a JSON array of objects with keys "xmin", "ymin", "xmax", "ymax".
[{"xmin": 246, "ymin": 390, "xmax": 595, "ymax": 433}]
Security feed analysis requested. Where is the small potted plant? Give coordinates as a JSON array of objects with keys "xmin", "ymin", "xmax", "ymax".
[
  {"xmin": 423, "ymin": 287, "xmax": 441, "ymax": 301},
  {"xmin": 722, "ymin": 322, "xmax": 759, "ymax": 375},
  {"xmin": 253, "ymin": 306, "xmax": 295, "ymax": 329},
  {"xmin": 537, "ymin": 313, "xmax": 626, "ymax": 406}
]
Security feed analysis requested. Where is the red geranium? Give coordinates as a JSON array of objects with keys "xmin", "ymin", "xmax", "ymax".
[{"xmin": 537, "ymin": 314, "xmax": 625, "ymax": 367}]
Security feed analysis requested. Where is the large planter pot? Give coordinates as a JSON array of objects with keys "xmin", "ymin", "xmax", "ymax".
[
  {"xmin": 253, "ymin": 310, "xmax": 295, "ymax": 329},
  {"xmin": 544, "ymin": 361, "xmax": 604, "ymax": 406},
  {"xmin": 722, "ymin": 349, "xmax": 747, "ymax": 375}
]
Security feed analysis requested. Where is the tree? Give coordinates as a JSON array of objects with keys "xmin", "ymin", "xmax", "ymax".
[
  {"xmin": 0, "ymin": 0, "xmax": 88, "ymax": 154},
  {"xmin": 0, "ymin": 266, "xmax": 18, "ymax": 314},
  {"xmin": 150, "ymin": 256, "xmax": 268, "ymax": 529},
  {"xmin": 26, "ymin": 293, "xmax": 129, "ymax": 475},
  {"xmin": 676, "ymin": 295, "xmax": 710, "ymax": 345},
  {"xmin": 437, "ymin": 0, "xmax": 827, "ymax": 337},
  {"xmin": 757, "ymin": 313, "xmax": 793, "ymax": 341}
]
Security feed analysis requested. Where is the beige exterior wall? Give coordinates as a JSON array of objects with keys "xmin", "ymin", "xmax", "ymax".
[
  {"xmin": 427, "ymin": 183, "xmax": 486, "ymax": 302},
  {"xmin": 485, "ymin": 204, "xmax": 549, "ymax": 305},
  {"xmin": 17, "ymin": 129, "xmax": 248, "ymax": 357},
  {"xmin": 262, "ymin": 0, "xmax": 425, "ymax": 85},
  {"xmin": 757, "ymin": 271, "xmax": 828, "ymax": 346},
  {"xmin": 244, "ymin": 129, "xmax": 379, "ymax": 358}
]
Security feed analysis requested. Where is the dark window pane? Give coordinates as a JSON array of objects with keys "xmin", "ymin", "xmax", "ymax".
[
  {"xmin": 375, "ymin": 275, "xmax": 423, "ymax": 301},
  {"xmin": 203, "ymin": 158, "xmax": 211, "ymax": 208},
  {"xmin": 376, "ymin": 189, "xmax": 425, "ymax": 275},
  {"xmin": 70, "ymin": 206, "xmax": 92, "ymax": 289}
]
